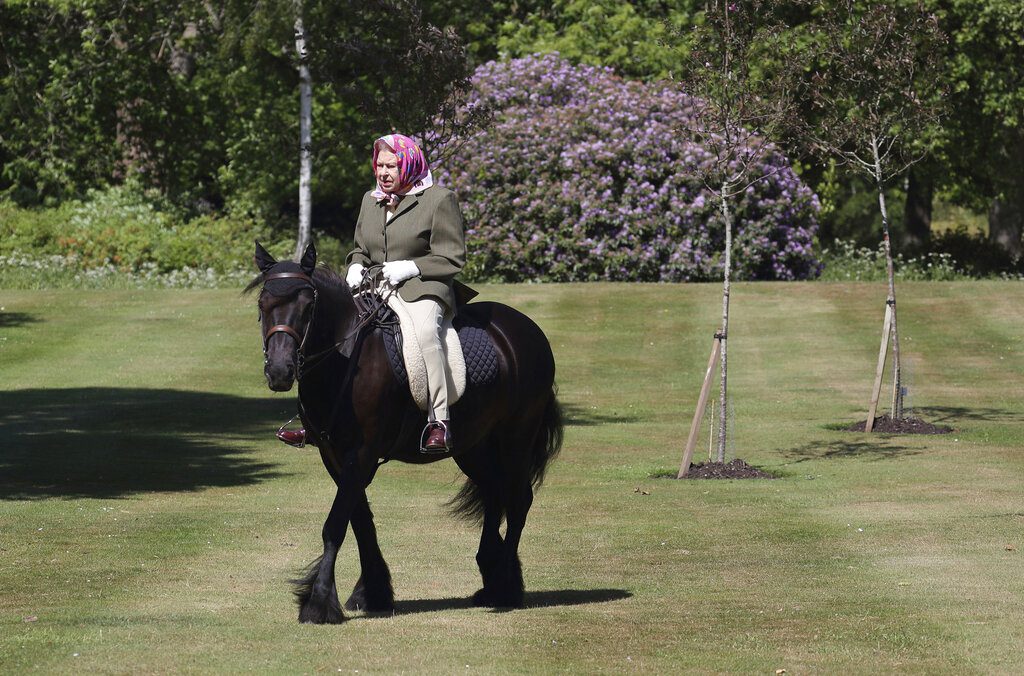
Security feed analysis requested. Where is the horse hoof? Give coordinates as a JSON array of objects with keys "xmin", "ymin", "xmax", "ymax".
[
  {"xmin": 298, "ymin": 599, "xmax": 345, "ymax": 624},
  {"xmin": 345, "ymin": 594, "xmax": 395, "ymax": 614},
  {"xmin": 472, "ymin": 586, "xmax": 524, "ymax": 609},
  {"xmin": 471, "ymin": 587, "xmax": 494, "ymax": 607},
  {"xmin": 299, "ymin": 610, "xmax": 345, "ymax": 624},
  {"xmin": 345, "ymin": 580, "xmax": 395, "ymax": 613}
]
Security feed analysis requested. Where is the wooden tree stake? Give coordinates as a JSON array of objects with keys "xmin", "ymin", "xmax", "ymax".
[
  {"xmin": 678, "ymin": 336, "xmax": 722, "ymax": 478},
  {"xmin": 866, "ymin": 302, "xmax": 893, "ymax": 432}
]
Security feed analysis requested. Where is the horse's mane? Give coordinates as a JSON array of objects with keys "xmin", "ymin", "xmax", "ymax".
[{"xmin": 312, "ymin": 265, "xmax": 347, "ymax": 292}]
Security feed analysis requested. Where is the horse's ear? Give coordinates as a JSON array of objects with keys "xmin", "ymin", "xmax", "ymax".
[
  {"xmin": 299, "ymin": 240, "xmax": 317, "ymax": 274},
  {"xmin": 254, "ymin": 241, "xmax": 276, "ymax": 273}
]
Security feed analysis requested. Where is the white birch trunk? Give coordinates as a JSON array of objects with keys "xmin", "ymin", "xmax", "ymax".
[
  {"xmin": 293, "ymin": 9, "xmax": 313, "ymax": 260},
  {"xmin": 871, "ymin": 136, "xmax": 903, "ymax": 420},
  {"xmin": 717, "ymin": 184, "xmax": 733, "ymax": 462}
]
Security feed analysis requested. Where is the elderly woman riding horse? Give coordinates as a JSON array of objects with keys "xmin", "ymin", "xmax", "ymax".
[{"xmin": 279, "ymin": 133, "xmax": 466, "ymax": 452}]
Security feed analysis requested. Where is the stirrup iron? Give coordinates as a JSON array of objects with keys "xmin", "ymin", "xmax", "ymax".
[
  {"xmin": 419, "ymin": 419, "xmax": 452, "ymax": 455},
  {"xmin": 276, "ymin": 415, "xmax": 306, "ymax": 448}
]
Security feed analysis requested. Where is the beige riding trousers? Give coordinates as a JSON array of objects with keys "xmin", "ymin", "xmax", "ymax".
[{"xmin": 393, "ymin": 294, "xmax": 454, "ymax": 421}]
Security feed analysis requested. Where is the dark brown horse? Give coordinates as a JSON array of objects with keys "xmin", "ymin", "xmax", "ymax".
[{"xmin": 248, "ymin": 242, "xmax": 563, "ymax": 624}]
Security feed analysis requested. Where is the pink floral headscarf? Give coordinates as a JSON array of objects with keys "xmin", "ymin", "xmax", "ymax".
[{"xmin": 371, "ymin": 134, "xmax": 434, "ymax": 206}]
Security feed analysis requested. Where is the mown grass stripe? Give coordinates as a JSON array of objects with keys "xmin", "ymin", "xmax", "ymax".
[{"xmin": 1, "ymin": 282, "xmax": 1022, "ymax": 672}]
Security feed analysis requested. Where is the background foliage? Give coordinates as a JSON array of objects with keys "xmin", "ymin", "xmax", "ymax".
[
  {"xmin": 0, "ymin": 0, "xmax": 470, "ymax": 224},
  {"xmin": 438, "ymin": 54, "xmax": 820, "ymax": 282},
  {"xmin": 1, "ymin": 0, "xmax": 1022, "ymax": 281},
  {"xmin": 0, "ymin": 184, "xmax": 345, "ymax": 288}
]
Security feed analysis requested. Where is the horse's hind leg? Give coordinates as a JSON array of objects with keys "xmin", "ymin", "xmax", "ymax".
[
  {"xmin": 461, "ymin": 433, "xmax": 537, "ymax": 609},
  {"xmin": 344, "ymin": 491, "xmax": 394, "ymax": 612},
  {"xmin": 471, "ymin": 494, "xmax": 508, "ymax": 606},
  {"xmin": 469, "ymin": 482, "xmax": 531, "ymax": 609},
  {"xmin": 453, "ymin": 448, "xmax": 508, "ymax": 607},
  {"xmin": 491, "ymin": 416, "xmax": 549, "ymax": 608},
  {"xmin": 494, "ymin": 473, "xmax": 532, "ymax": 608}
]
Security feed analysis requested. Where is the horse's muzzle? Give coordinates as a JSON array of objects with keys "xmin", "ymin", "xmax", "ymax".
[{"xmin": 265, "ymin": 359, "xmax": 296, "ymax": 392}]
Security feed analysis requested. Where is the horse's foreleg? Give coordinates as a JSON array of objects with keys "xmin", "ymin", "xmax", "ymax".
[
  {"xmin": 294, "ymin": 481, "xmax": 359, "ymax": 624},
  {"xmin": 344, "ymin": 491, "xmax": 394, "ymax": 613}
]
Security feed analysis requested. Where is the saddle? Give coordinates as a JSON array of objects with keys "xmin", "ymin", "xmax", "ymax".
[{"xmin": 378, "ymin": 294, "xmax": 499, "ymax": 412}]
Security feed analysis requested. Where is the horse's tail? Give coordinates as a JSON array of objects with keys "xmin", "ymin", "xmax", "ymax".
[
  {"xmin": 529, "ymin": 385, "xmax": 564, "ymax": 489},
  {"xmin": 447, "ymin": 385, "xmax": 563, "ymax": 524},
  {"xmin": 447, "ymin": 476, "xmax": 488, "ymax": 524}
]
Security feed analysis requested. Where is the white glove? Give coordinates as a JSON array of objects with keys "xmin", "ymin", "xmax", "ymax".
[
  {"xmin": 345, "ymin": 263, "xmax": 365, "ymax": 289},
  {"xmin": 382, "ymin": 260, "xmax": 420, "ymax": 285}
]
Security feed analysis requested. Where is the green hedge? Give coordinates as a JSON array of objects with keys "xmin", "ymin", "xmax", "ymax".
[
  {"xmin": 0, "ymin": 186, "xmax": 348, "ymax": 288},
  {"xmin": 3, "ymin": 187, "xmax": 1018, "ymax": 289}
]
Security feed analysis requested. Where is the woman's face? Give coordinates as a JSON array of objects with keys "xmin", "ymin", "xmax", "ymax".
[{"xmin": 375, "ymin": 148, "xmax": 399, "ymax": 193}]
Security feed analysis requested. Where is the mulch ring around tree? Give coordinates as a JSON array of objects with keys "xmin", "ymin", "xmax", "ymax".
[
  {"xmin": 842, "ymin": 415, "xmax": 953, "ymax": 435},
  {"xmin": 680, "ymin": 459, "xmax": 777, "ymax": 480}
]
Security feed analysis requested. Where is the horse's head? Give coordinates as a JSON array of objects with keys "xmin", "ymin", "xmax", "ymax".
[{"xmin": 252, "ymin": 241, "xmax": 318, "ymax": 392}]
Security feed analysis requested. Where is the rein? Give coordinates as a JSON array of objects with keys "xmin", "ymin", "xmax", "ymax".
[
  {"xmin": 291, "ymin": 266, "xmax": 398, "ymax": 377},
  {"xmin": 260, "ymin": 269, "xmax": 381, "ymax": 376}
]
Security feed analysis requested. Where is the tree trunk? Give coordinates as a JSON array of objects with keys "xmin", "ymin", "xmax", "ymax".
[
  {"xmin": 717, "ymin": 185, "xmax": 733, "ymax": 462},
  {"xmin": 989, "ymin": 197, "xmax": 1023, "ymax": 258},
  {"xmin": 872, "ymin": 137, "xmax": 903, "ymax": 421},
  {"xmin": 988, "ymin": 134, "xmax": 1024, "ymax": 258},
  {"xmin": 293, "ymin": 9, "xmax": 313, "ymax": 261},
  {"xmin": 903, "ymin": 168, "xmax": 933, "ymax": 248}
]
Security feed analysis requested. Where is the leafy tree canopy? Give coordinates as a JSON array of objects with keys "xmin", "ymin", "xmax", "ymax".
[
  {"xmin": 495, "ymin": 0, "xmax": 698, "ymax": 80},
  {"xmin": 0, "ymin": 0, "xmax": 471, "ymax": 233}
]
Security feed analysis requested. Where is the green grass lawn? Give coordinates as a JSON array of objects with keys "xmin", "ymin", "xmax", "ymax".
[{"xmin": 1, "ymin": 281, "xmax": 1022, "ymax": 673}]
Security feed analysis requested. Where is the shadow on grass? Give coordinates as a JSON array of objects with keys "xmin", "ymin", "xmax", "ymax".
[
  {"xmin": 561, "ymin": 403, "xmax": 640, "ymax": 426},
  {"xmin": 0, "ymin": 387, "xmax": 294, "ymax": 500},
  {"xmin": 384, "ymin": 588, "xmax": 632, "ymax": 616},
  {"xmin": 0, "ymin": 311, "xmax": 40, "ymax": 328},
  {"xmin": 781, "ymin": 439, "xmax": 923, "ymax": 463},
  {"xmin": 913, "ymin": 405, "xmax": 1024, "ymax": 424}
]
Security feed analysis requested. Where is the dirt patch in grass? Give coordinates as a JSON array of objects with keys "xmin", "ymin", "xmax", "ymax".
[
  {"xmin": 679, "ymin": 459, "xmax": 777, "ymax": 480},
  {"xmin": 842, "ymin": 415, "xmax": 954, "ymax": 435}
]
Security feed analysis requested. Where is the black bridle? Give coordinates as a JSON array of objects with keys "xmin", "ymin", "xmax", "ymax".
[{"xmin": 260, "ymin": 271, "xmax": 321, "ymax": 379}]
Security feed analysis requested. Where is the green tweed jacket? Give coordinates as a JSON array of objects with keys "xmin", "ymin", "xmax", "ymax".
[{"xmin": 346, "ymin": 185, "xmax": 467, "ymax": 311}]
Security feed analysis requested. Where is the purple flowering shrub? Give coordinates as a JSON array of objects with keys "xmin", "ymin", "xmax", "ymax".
[{"xmin": 434, "ymin": 54, "xmax": 821, "ymax": 282}]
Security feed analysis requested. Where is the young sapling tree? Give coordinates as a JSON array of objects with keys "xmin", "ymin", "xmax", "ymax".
[
  {"xmin": 676, "ymin": 0, "xmax": 804, "ymax": 468},
  {"xmin": 802, "ymin": 1, "xmax": 946, "ymax": 427}
]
